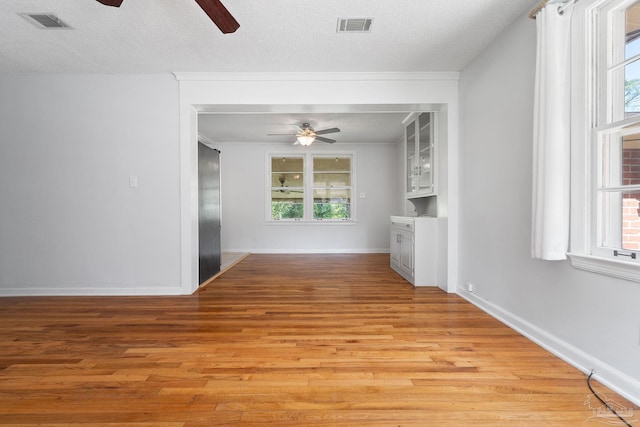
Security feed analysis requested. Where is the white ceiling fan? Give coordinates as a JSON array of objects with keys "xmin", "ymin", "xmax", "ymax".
[{"xmin": 269, "ymin": 123, "xmax": 341, "ymax": 146}]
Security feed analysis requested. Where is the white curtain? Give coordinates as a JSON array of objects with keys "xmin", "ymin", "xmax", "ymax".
[{"xmin": 531, "ymin": 2, "xmax": 574, "ymax": 260}]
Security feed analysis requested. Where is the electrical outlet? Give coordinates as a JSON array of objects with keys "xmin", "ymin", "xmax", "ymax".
[{"xmin": 466, "ymin": 282, "xmax": 474, "ymax": 293}]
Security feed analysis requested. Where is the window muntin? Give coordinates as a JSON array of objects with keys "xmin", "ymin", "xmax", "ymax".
[{"xmin": 268, "ymin": 153, "xmax": 354, "ymax": 222}]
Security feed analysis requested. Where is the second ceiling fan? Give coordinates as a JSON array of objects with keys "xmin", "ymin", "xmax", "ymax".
[
  {"xmin": 96, "ymin": 0, "xmax": 240, "ymax": 34},
  {"xmin": 270, "ymin": 123, "xmax": 341, "ymax": 146}
]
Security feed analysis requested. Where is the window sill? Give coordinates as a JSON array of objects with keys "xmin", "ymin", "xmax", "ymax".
[{"xmin": 567, "ymin": 252, "xmax": 640, "ymax": 283}]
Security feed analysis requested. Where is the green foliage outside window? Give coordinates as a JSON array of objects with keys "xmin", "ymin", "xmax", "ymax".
[
  {"xmin": 271, "ymin": 202, "xmax": 303, "ymax": 220},
  {"xmin": 272, "ymin": 202, "xmax": 350, "ymax": 219},
  {"xmin": 313, "ymin": 202, "xmax": 350, "ymax": 219}
]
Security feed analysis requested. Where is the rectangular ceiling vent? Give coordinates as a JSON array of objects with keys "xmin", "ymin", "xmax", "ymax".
[
  {"xmin": 20, "ymin": 14, "xmax": 71, "ymax": 29},
  {"xmin": 337, "ymin": 18, "xmax": 373, "ymax": 33}
]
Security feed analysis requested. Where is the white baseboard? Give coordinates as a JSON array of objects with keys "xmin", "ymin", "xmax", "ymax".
[
  {"xmin": 0, "ymin": 284, "xmax": 186, "ymax": 297},
  {"xmin": 457, "ymin": 286, "xmax": 640, "ymax": 407},
  {"xmin": 223, "ymin": 248, "xmax": 390, "ymax": 254}
]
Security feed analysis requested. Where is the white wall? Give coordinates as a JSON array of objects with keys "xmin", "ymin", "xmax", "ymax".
[
  {"xmin": 213, "ymin": 141, "xmax": 396, "ymax": 253},
  {"xmin": 458, "ymin": 13, "xmax": 640, "ymax": 402},
  {"xmin": 0, "ymin": 74, "xmax": 182, "ymax": 295},
  {"xmin": 0, "ymin": 72, "xmax": 460, "ymax": 295}
]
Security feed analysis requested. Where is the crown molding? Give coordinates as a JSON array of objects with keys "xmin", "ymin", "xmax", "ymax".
[{"xmin": 173, "ymin": 71, "xmax": 460, "ymax": 82}]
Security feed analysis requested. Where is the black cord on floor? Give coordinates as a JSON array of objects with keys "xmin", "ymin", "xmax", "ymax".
[{"xmin": 587, "ymin": 370, "xmax": 634, "ymax": 427}]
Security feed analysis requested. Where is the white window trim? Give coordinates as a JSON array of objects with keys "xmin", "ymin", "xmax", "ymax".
[
  {"xmin": 265, "ymin": 151, "xmax": 357, "ymax": 224},
  {"xmin": 568, "ymin": 252, "xmax": 640, "ymax": 281},
  {"xmin": 568, "ymin": 0, "xmax": 640, "ymax": 283}
]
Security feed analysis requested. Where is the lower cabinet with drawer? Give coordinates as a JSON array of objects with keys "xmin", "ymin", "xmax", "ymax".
[{"xmin": 390, "ymin": 216, "xmax": 447, "ymax": 288}]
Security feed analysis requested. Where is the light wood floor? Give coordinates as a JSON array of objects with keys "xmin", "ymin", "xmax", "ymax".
[{"xmin": 0, "ymin": 254, "xmax": 636, "ymax": 426}]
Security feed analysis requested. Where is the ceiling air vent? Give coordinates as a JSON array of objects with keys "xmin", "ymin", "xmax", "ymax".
[
  {"xmin": 337, "ymin": 18, "xmax": 373, "ymax": 33},
  {"xmin": 20, "ymin": 13, "xmax": 71, "ymax": 29}
]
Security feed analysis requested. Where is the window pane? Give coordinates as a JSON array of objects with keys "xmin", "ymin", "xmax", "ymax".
[
  {"xmin": 625, "ymin": 59, "xmax": 640, "ymax": 116},
  {"xmin": 314, "ymin": 157, "xmax": 351, "ymax": 171},
  {"xmin": 271, "ymin": 156, "xmax": 303, "ymax": 173},
  {"xmin": 313, "ymin": 172, "xmax": 351, "ymax": 187},
  {"xmin": 312, "ymin": 156, "xmax": 352, "ymax": 220},
  {"xmin": 270, "ymin": 156, "xmax": 304, "ymax": 220},
  {"xmin": 600, "ymin": 126, "xmax": 640, "ymax": 188},
  {"xmin": 272, "ymin": 172, "xmax": 303, "ymax": 188},
  {"xmin": 600, "ymin": 190, "xmax": 640, "ymax": 251},
  {"xmin": 406, "ymin": 120, "xmax": 416, "ymax": 192},
  {"xmin": 313, "ymin": 157, "xmax": 351, "ymax": 188},
  {"xmin": 625, "ymin": 2, "xmax": 640, "ymax": 60},
  {"xmin": 418, "ymin": 112, "xmax": 432, "ymax": 191},
  {"xmin": 313, "ymin": 189, "xmax": 351, "ymax": 219},
  {"xmin": 314, "ymin": 188, "xmax": 351, "ymax": 200},
  {"xmin": 271, "ymin": 190, "xmax": 303, "ymax": 220},
  {"xmin": 624, "ymin": 132, "xmax": 640, "ymax": 185}
]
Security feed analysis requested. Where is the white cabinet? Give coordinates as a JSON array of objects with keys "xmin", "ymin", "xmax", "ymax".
[
  {"xmin": 390, "ymin": 219, "xmax": 414, "ymax": 281},
  {"xmin": 404, "ymin": 112, "xmax": 436, "ymax": 198},
  {"xmin": 390, "ymin": 216, "xmax": 447, "ymax": 289}
]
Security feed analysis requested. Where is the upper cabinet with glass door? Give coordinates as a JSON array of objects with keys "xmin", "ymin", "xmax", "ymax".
[{"xmin": 404, "ymin": 112, "xmax": 435, "ymax": 198}]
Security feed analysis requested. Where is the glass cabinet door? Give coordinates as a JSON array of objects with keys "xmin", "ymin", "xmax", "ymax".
[
  {"xmin": 417, "ymin": 112, "xmax": 432, "ymax": 192},
  {"xmin": 405, "ymin": 118, "xmax": 416, "ymax": 193},
  {"xmin": 405, "ymin": 112, "xmax": 436, "ymax": 197}
]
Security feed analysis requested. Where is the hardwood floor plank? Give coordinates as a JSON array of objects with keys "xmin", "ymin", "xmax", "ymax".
[{"xmin": 0, "ymin": 254, "xmax": 636, "ymax": 426}]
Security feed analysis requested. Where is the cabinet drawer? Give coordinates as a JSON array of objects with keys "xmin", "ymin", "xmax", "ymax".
[{"xmin": 391, "ymin": 220, "xmax": 414, "ymax": 232}]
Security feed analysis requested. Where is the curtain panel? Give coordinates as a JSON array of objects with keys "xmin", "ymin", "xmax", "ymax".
[{"xmin": 531, "ymin": 3, "xmax": 574, "ymax": 260}]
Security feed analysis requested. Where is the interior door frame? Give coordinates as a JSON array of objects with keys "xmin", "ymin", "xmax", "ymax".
[{"xmin": 174, "ymin": 72, "xmax": 460, "ymax": 295}]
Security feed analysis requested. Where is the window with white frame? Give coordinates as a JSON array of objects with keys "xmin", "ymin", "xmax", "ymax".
[
  {"xmin": 593, "ymin": 0, "xmax": 640, "ymax": 262},
  {"xmin": 268, "ymin": 153, "xmax": 353, "ymax": 222}
]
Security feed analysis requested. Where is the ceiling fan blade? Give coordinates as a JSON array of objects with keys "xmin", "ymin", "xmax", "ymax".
[
  {"xmin": 267, "ymin": 133, "xmax": 296, "ymax": 136},
  {"xmin": 315, "ymin": 127, "xmax": 340, "ymax": 135},
  {"xmin": 96, "ymin": 0, "xmax": 124, "ymax": 6},
  {"xmin": 194, "ymin": 0, "xmax": 240, "ymax": 34},
  {"xmin": 315, "ymin": 136, "xmax": 336, "ymax": 144}
]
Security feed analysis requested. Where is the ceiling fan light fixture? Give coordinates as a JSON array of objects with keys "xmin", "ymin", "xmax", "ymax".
[{"xmin": 297, "ymin": 135, "xmax": 315, "ymax": 146}]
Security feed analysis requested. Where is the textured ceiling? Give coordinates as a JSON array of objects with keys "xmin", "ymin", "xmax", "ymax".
[
  {"xmin": 198, "ymin": 112, "xmax": 410, "ymax": 145},
  {"xmin": 1, "ymin": 0, "xmax": 537, "ymax": 73},
  {"xmin": 1, "ymin": 0, "xmax": 538, "ymax": 144}
]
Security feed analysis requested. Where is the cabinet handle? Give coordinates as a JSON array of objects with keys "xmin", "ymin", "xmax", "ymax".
[{"xmin": 397, "ymin": 234, "xmax": 402, "ymax": 243}]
